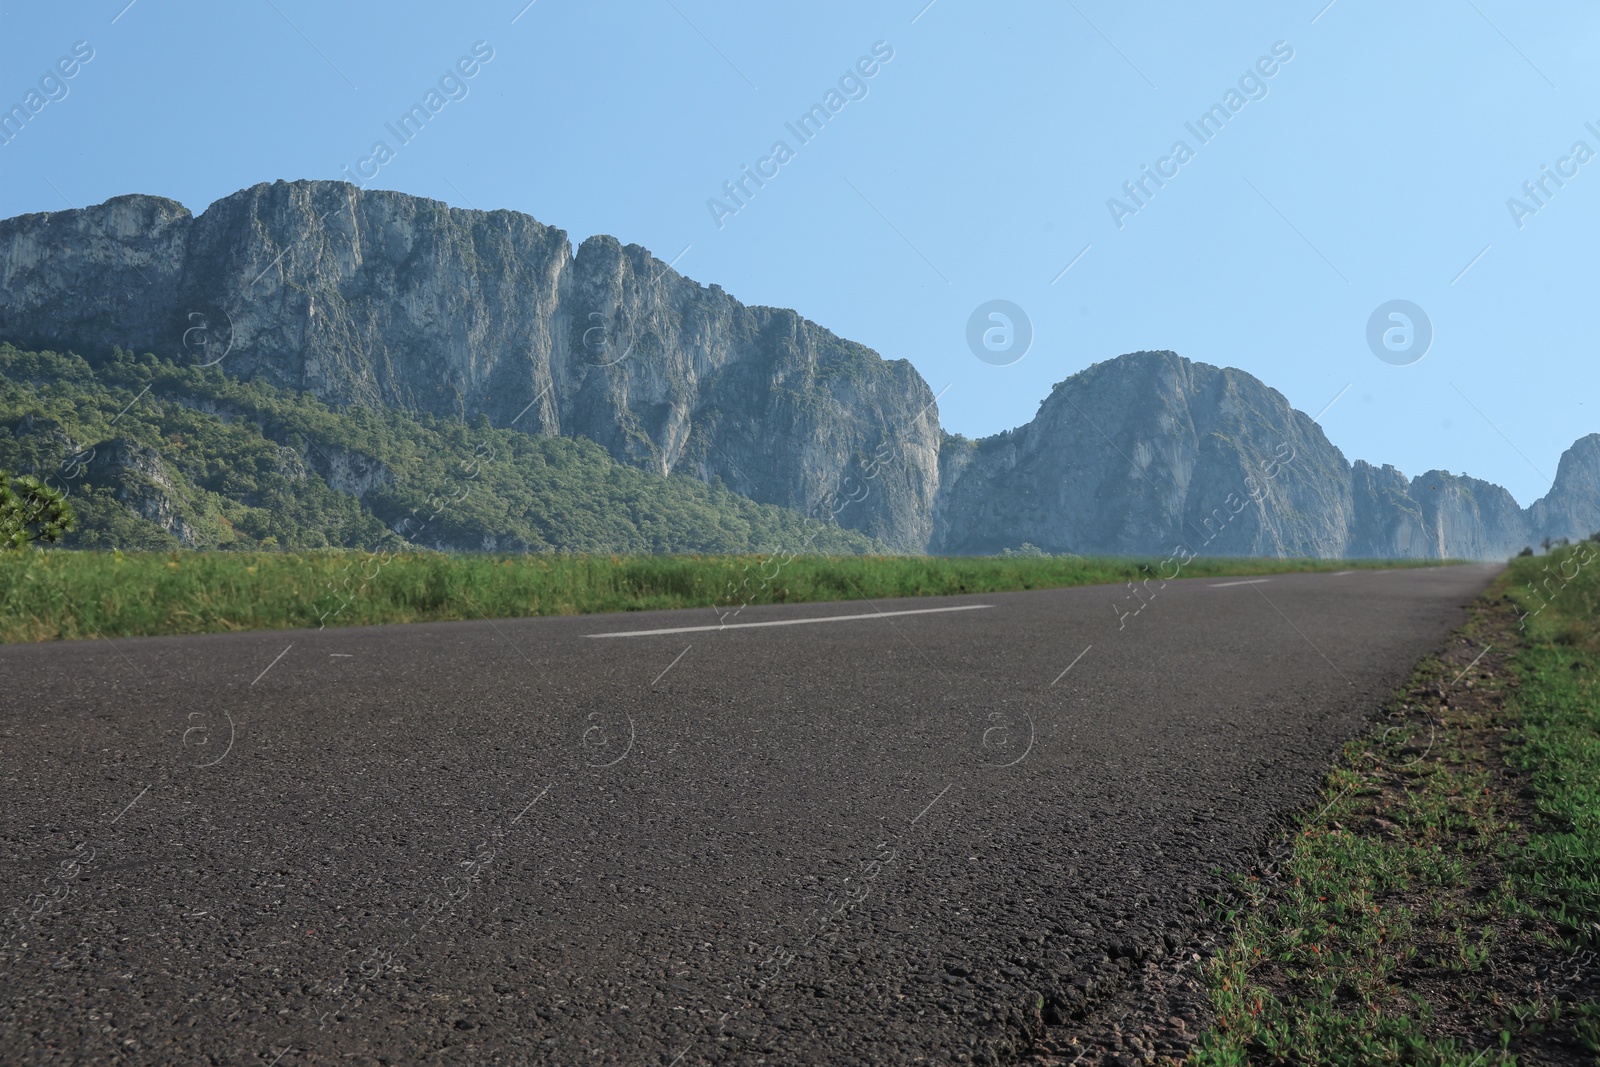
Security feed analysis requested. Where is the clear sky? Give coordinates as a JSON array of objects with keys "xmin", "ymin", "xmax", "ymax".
[{"xmin": 2, "ymin": 0, "xmax": 1595, "ymax": 505}]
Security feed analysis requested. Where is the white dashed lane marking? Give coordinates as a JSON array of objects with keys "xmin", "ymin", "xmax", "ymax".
[{"xmin": 586, "ymin": 604, "xmax": 993, "ymax": 639}]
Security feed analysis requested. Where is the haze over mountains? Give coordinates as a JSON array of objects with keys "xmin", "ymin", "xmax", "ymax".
[{"xmin": 2, "ymin": 180, "xmax": 1595, "ymax": 558}]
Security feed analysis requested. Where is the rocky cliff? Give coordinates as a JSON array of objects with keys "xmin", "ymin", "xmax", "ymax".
[
  {"xmin": 3, "ymin": 183, "xmax": 1595, "ymax": 559},
  {"xmin": 1528, "ymin": 434, "xmax": 1600, "ymax": 546},
  {"xmin": 931, "ymin": 352, "xmax": 1596, "ymax": 560},
  {"xmin": 1407, "ymin": 471, "xmax": 1532, "ymax": 561},
  {"xmin": 1347, "ymin": 461, "xmax": 1428, "ymax": 558},
  {"xmin": 930, "ymin": 352, "xmax": 1358, "ymax": 557},
  {"xmin": 0, "ymin": 181, "xmax": 938, "ymax": 550}
]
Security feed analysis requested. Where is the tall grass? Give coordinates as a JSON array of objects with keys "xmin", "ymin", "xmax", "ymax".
[
  {"xmin": 1505, "ymin": 540, "xmax": 1600, "ymax": 957},
  {"xmin": 0, "ymin": 550, "xmax": 1447, "ymax": 643}
]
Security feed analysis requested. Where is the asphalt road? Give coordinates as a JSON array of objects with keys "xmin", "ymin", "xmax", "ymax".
[{"xmin": 0, "ymin": 563, "xmax": 1501, "ymax": 1065}]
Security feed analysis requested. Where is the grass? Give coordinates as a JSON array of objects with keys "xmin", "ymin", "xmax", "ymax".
[
  {"xmin": 0, "ymin": 550, "xmax": 1449, "ymax": 643},
  {"xmin": 1502, "ymin": 542, "xmax": 1600, "ymax": 1057},
  {"xmin": 1189, "ymin": 538, "xmax": 1600, "ymax": 1065}
]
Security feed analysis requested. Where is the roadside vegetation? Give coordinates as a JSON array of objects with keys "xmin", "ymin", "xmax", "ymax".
[
  {"xmin": 0, "ymin": 550, "xmax": 1446, "ymax": 643},
  {"xmin": 1191, "ymin": 537, "xmax": 1600, "ymax": 1065}
]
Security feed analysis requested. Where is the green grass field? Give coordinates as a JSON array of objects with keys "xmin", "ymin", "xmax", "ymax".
[
  {"xmin": 1193, "ymin": 539, "xmax": 1600, "ymax": 1064},
  {"xmin": 0, "ymin": 549, "xmax": 1449, "ymax": 643}
]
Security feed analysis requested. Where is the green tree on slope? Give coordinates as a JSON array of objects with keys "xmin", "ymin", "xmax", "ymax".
[{"xmin": 1, "ymin": 472, "xmax": 77, "ymax": 550}]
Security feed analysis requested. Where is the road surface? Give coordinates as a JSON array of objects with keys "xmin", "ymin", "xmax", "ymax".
[{"xmin": 0, "ymin": 563, "xmax": 1500, "ymax": 1064}]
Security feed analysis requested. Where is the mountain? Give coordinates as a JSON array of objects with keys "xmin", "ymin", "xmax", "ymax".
[
  {"xmin": 1407, "ymin": 470, "xmax": 1536, "ymax": 562},
  {"xmin": 1528, "ymin": 434, "xmax": 1600, "ymax": 547},
  {"xmin": 2, "ymin": 182, "xmax": 1595, "ymax": 559},
  {"xmin": 1346, "ymin": 461, "xmax": 1428, "ymax": 558},
  {"xmin": 931, "ymin": 351, "xmax": 1598, "ymax": 560},
  {"xmin": 0, "ymin": 343, "xmax": 883, "ymax": 555},
  {"xmin": 930, "ymin": 352, "xmax": 1355, "ymax": 557},
  {"xmin": 0, "ymin": 181, "xmax": 936, "ymax": 550}
]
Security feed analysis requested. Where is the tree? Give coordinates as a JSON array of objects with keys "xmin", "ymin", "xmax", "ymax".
[{"xmin": 1, "ymin": 472, "xmax": 78, "ymax": 550}]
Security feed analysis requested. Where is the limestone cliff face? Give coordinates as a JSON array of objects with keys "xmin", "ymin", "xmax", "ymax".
[
  {"xmin": 1408, "ymin": 471, "xmax": 1532, "ymax": 560},
  {"xmin": 82, "ymin": 437, "xmax": 200, "ymax": 544},
  {"xmin": 1348, "ymin": 461, "xmax": 1428, "ymax": 558},
  {"xmin": 929, "ymin": 352, "xmax": 1356, "ymax": 557},
  {"xmin": 1341, "ymin": 441, "xmax": 1600, "ymax": 561},
  {"xmin": 3, "ymin": 183, "xmax": 1595, "ymax": 559},
  {"xmin": 1529, "ymin": 434, "xmax": 1600, "ymax": 545},
  {"xmin": 930, "ymin": 353, "xmax": 1598, "ymax": 560},
  {"xmin": 0, "ymin": 181, "xmax": 938, "ymax": 549}
]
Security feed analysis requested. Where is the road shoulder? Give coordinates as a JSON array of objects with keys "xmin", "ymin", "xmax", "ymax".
[{"xmin": 1025, "ymin": 548, "xmax": 1600, "ymax": 1065}]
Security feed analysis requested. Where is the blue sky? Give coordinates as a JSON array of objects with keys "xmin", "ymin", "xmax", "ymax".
[{"xmin": 2, "ymin": 0, "xmax": 1596, "ymax": 506}]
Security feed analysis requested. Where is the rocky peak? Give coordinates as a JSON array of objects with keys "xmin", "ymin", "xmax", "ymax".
[{"xmin": 1529, "ymin": 433, "xmax": 1600, "ymax": 544}]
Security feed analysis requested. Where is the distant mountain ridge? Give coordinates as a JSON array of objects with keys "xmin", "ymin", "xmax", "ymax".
[
  {"xmin": 2, "ymin": 181, "xmax": 1595, "ymax": 558},
  {"xmin": 931, "ymin": 351, "xmax": 1598, "ymax": 559}
]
